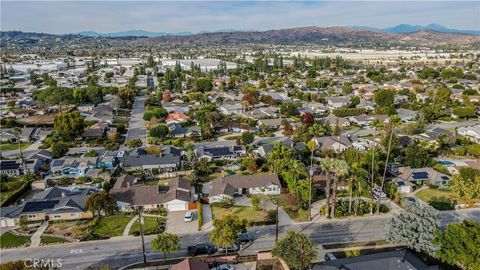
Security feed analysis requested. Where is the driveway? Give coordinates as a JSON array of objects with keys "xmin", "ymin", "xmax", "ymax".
[
  {"xmin": 166, "ymin": 210, "xmax": 198, "ymax": 235},
  {"xmin": 125, "ymin": 96, "xmax": 147, "ymax": 147},
  {"xmin": 201, "ymin": 204, "xmax": 213, "ymax": 232}
]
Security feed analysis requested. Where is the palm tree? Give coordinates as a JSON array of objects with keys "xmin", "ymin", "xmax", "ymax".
[
  {"xmin": 369, "ymin": 118, "xmax": 381, "ymax": 215},
  {"xmin": 329, "ymin": 160, "xmax": 349, "ymax": 218},
  {"xmin": 376, "ymin": 115, "xmax": 401, "ymax": 214},
  {"xmin": 347, "ymin": 163, "xmax": 359, "ymax": 214},
  {"xmin": 320, "ymin": 157, "xmax": 335, "ymax": 218}
]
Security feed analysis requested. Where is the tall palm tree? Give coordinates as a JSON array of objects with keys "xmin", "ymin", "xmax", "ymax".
[
  {"xmin": 320, "ymin": 157, "xmax": 335, "ymax": 218},
  {"xmin": 376, "ymin": 115, "xmax": 401, "ymax": 214},
  {"xmin": 369, "ymin": 118, "xmax": 381, "ymax": 215},
  {"xmin": 329, "ymin": 160, "xmax": 349, "ymax": 218},
  {"xmin": 347, "ymin": 163, "xmax": 359, "ymax": 214}
]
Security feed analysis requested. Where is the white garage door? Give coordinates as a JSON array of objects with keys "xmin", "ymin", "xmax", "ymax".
[{"xmin": 166, "ymin": 202, "xmax": 187, "ymax": 211}]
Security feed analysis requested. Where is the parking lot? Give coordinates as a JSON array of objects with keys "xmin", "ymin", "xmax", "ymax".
[{"xmin": 166, "ymin": 210, "xmax": 199, "ymax": 235}]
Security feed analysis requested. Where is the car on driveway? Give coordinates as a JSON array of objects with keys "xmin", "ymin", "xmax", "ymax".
[
  {"xmin": 184, "ymin": 211, "xmax": 194, "ymax": 222},
  {"xmin": 236, "ymin": 233, "xmax": 254, "ymax": 245},
  {"xmin": 324, "ymin": 252, "xmax": 337, "ymax": 261},
  {"xmin": 372, "ymin": 188, "xmax": 387, "ymax": 198},
  {"xmin": 187, "ymin": 243, "xmax": 217, "ymax": 256},
  {"xmin": 211, "ymin": 264, "xmax": 235, "ymax": 270},
  {"xmin": 217, "ymin": 243, "xmax": 240, "ymax": 254}
]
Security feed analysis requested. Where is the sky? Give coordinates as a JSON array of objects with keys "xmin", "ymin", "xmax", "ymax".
[{"xmin": 1, "ymin": 1, "xmax": 479, "ymax": 34}]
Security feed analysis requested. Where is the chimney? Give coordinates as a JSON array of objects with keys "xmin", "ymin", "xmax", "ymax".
[
  {"xmin": 61, "ymin": 192, "xmax": 66, "ymax": 198},
  {"xmin": 127, "ymin": 181, "xmax": 131, "ymax": 188}
]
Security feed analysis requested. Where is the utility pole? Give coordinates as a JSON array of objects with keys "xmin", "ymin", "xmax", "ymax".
[
  {"xmin": 275, "ymin": 199, "xmax": 279, "ymax": 243},
  {"xmin": 138, "ymin": 207, "xmax": 147, "ymax": 264}
]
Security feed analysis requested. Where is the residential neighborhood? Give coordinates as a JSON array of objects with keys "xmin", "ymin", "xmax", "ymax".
[{"xmin": 1, "ymin": 2, "xmax": 480, "ymax": 269}]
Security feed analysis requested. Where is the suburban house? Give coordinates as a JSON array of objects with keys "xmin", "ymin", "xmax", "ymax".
[
  {"xmin": 169, "ymin": 123, "xmax": 201, "ymax": 138},
  {"xmin": 396, "ymin": 108, "xmax": 418, "ymax": 122},
  {"xmin": 325, "ymin": 96, "xmax": 350, "ymax": 109},
  {"xmin": 419, "ymin": 128, "xmax": 453, "ymax": 142},
  {"xmin": 165, "ymin": 112, "xmax": 191, "ymax": 125},
  {"xmin": 348, "ymin": 114, "xmax": 388, "ymax": 127},
  {"xmin": 205, "ymin": 174, "xmax": 282, "ymax": 203},
  {"xmin": 312, "ymin": 135, "xmax": 353, "ymax": 152},
  {"xmin": 122, "ymin": 154, "xmax": 180, "ymax": 172},
  {"xmin": 110, "ymin": 174, "xmax": 195, "ymax": 211},
  {"xmin": 82, "ymin": 122, "xmax": 108, "ymax": 140},
  {"xmin": 0, "ymin": 160, "xmax": 23, "ymax": 176},
  {"xmin": 219, "ymin": 102, "xmax": 243, "ymax": 115},
  {"xmin": 50, "ymin": 157, "xmax": 99, "ymax": 178},
  {"xmin": 0, "ymin": 186, "xmax": 97, "ymax": 227},
  {"xmin": 393, "ymin": 166, "xmax": 451, "ymax": 187},
  {"xmin": 457, "ymin": 125, "xmax": 480, "ymax": 143},
  {"xmin": 257, "ymin": 118, "xmax": 290, "ymax": 130},
  {"xmin": 195, "ymin": 144, "xmax": 246, "ymax": 161},
  {"xmin": 322, "ymin": 114, "xmax": 350, "ymax": 127},
  {"xmin": 0, "ymin": 127, "xmax": 40, "ymax": 143}
]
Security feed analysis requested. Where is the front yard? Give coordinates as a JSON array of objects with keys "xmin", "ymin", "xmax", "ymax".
[
  {"xmin": 416, "ymin": 188, "xmax": 480, "ymax": 210},
  {"xmin": 212, "ymin": 205, "xmax": 271, "ymax": 224},
  {"xmin": 91, "ymin": 215, "xmax": 132, "ymax": 237},
  {"xmin": 0, "ymin": 142, "xmax": 31, "ymax": 151},
  {"xmin": 129, "ymin": 216, "xmax": 166, "ymax": 235},
  {"xmin": 40, "ymin": 235, "xmax": 67, "ymax": 245},
  {"xmin": 0, "ymin": 231, "xmax": 31, "ymax": 249}
]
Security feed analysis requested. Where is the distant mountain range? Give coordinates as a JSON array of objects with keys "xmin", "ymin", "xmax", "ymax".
[
  {"xmin": 355, "ymin": 24, "xmax": 480, "ymax": 36},
  {"xmin": 76, "ymin": 24, "xmax": 479, "ymax": 37},
  {"xmin": 2, "ymin": 26, "xmax": 480, "ymax": 52}
]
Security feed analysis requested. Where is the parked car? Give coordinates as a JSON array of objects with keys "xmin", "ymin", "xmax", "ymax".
[
  {"xmin": 372, "ymin": 188, "xmax": 387, "ymax": 198},
  {"xmin": 184, "ymin": 211, "xmax": 194, "ymax": 222},
  {"xmin": 217, "ymin": 243, "xmax": 240, "ymax": 254},
  {"xmin": 324, "ymin": 252, "xmax": 337, "ymax": 261},
  {"xmin": 211, "ymin": 264, "xmax": 235, "ymax": 270},
  {"xmin": 236, "ymin": 233, "xmax": 254, "ymax": 245},
  {"xmin": 187, "ymin": 243, "xmax": 217, "ymax": 256}
]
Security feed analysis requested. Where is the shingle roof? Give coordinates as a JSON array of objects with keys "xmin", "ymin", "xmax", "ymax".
[{"xmin": 209, "ymin": 174, "xmax": 281, "ymax": 196}]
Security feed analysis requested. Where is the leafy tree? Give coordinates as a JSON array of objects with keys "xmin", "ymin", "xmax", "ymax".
[
  {"xmin": 280, "ymin": 102, "xmax": 299, "ymax": 117},
  {"xmin": 149, "ymin": 124, "xmax": 169, "ymax": 139},
  {"xmin": 125, "ymin": 138, "xmax": 143, "ymax": 149},
  {"xmin": 374, "ymin": 89, "xmax": 395, "ymax": 115},
  {"xmin": 240, "ymin": 131, "xmax": 255, "ymax": 145},
  {"xmin": 386, "ymin": 203, "xmax": 438, "ymax": 255},
  {"xmin": 210, "ymin": 215, "xmax": 247, "ymax": 254},
  {"xmin": 453, "ymin": 107, "xmax": 476, "ymax": 119},
  {"xmin": 84, "ymin": 149, "xmax": 98, "ymax": 157},
  {"xmin": 54, "ymin": 111, "xmax": 85, "ymax": 141},
  {"xmin": 143, "ymin": 107, "xmax": 168, "ymax": 121},
  {"xmin": 329, "ymin": 159, "xmax": 349, "ymax": 217},
  {"xmin": 434, "ymin": 220, "xmax": 480, "ymax": 269},
  {"xmin": 302, "ymin": 112, "xmax": 314, "ymax": 127},
  {"xmin": 272, "ymin": 231, "xmax": 317, "ymax": 270},
  {"xmin": 196, "ymin": 78, "xmax": 213, "ymax": 92},
  {"xmin": 51, "ymin": 141, "xmax": 69, "ymax": 158},
  {"xmin": 402, "ymin": 144, "xmax": 432, "ymax": 168},
  {"xmin": 151, "ymin": 232, "xmax": 181, "ymax": 263},
  {"xmin": 450, "ymin": 168, "xmax": 480, "ymax": 200},
  {"xmin": 84, "ymin": 191, "xmax": 117, "ymax": 217}
]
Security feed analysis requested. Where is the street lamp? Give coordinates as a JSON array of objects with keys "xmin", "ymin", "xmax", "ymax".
[{"xmin": 136, "ymin": 206, "xmax": 147, "ymax": 264}]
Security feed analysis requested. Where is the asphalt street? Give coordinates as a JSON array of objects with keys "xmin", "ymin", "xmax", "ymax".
[
  {"xmin": 124, "ymin": 95, "xmax": 147, "ymax": 147},
  {"xmin": 2, "ymin": 211, "xmax": 479, "ymax": 270}
]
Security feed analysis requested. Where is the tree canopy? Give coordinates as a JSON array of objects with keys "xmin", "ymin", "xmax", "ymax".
[{"xmin": 272, "ymin": 230, "xmax": 317, "ymax": 270}]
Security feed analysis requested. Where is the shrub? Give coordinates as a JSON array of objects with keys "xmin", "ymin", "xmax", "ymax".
[
  {"xmin": 251, "ymin": 196, "xmax": 261, "ymax": 211},
  {"xmin": 212, "ymin": 197, "xmax": 234, "ymax": 208},
  {"xmin": 197, "ymin": 203, "xmax": 203, "ymax": 231}
]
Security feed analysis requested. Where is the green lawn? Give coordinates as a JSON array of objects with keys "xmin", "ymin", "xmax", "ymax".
[
  {"xmin": 0, "ymin": 142, "xmax": 31, "ymax": 151},
  {"xmin": 212, "ymin": 205, "xmax": 268, "ymax": 223},
  {"xmin": 0, "ymin": 231, "xmax": 31, "ymax": 249},
  {"xmin": 40, "ymin": 235, "xmax": 67, "ymax": 245},
  {"xmin": 129, "ymin": 216, "xmax": 165, "ymax": 235},
  {"xmin": 91, "ymin": 215, "xmax": 133, "ymax": 237},
  {"xmin": 416, "ymin": 188, "xmax": 480, "ymax": 205}
]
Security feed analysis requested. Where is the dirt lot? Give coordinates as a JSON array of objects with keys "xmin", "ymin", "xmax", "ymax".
[{"xmin": 16, "ymin": 114, "xmax": 56, "ymax": 126}]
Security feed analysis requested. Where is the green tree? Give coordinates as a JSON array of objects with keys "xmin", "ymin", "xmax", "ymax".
[
  {"xmin": 329, "ymin": 159, "xmax": 349, "ymax": 218},
  {"xmin": 51, "ymin": 141, "xmax": 69, "ymax": 158},
  {"xmin": 402, "ymin": 144, "xmax": 433, "ymax": 168},
  {"xmin": 374, "ymin": 89, "xmax": 395, "ymax": 114},
  {"xmin": 386, "ymin": 203, "xmax": 438, "ymax": 255},
  {"xmin": 450, "ymin": 168, "xmax": 480, "ymax": 200},
  {"xmin": 210, "ymin": 215, "xmax": 247, "ymax": 255},
  {"xmin": 84, "ymin": 191, "xmax": 117, "ymax": 217},
  {"xmin": 54, "ymin": 111, "xmax": 85, "ymax": 141},
  {"xmin": 151, "ymin": 232, "xmax": 181, "ymax": 263},
  {"xmin": 125, "ymin": 139, "xmax": 142, "ymax": 149},
  {"xmin": 149, "ymin": 124, "xmax": 169, "ymax": 139},
  {"xmin": 272, "ymin": 231, "xmax": 317, "ymax": 270},
  {"xmin": 240, "ymin": 131, "xmax": 255, "ymax": 145},
  {"xmin": 434, "ymin": 220, "xmax": 480, "ymax": 270}
]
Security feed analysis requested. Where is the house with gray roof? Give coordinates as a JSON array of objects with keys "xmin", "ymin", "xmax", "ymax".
[
  {"xmin": 122, "ymin": 154, "xmax": 180, "ymax": 172},
  {"xmin": 0, "ymin": 186, "xmax": 97, "ymax": 227},
  {"xmin": 205, "ymin": 174, "xmax": 281, "ymax": 203},
  {"xmin": 312, "ymin": 135, "xmax": 353, "ymax": 152}
]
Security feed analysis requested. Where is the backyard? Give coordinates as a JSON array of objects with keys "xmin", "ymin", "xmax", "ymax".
[{"xmin": 0, "ymin": 231, "xmax": 31, "ymax": 249}]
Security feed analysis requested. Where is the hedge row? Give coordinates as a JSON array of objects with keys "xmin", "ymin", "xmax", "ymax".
[
  {"xmin": 197, "ymin": 203, "xmax": 203, "ymax": 231},
  {"xmin": 0, "ymin": 181, "xmax": 31, "ymax": 207}
]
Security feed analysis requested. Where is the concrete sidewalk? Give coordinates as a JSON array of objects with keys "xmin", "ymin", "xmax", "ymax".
[
  {"xmin": 123, "ymin": 215, "xmax": 139, "ymax": 236},
  {"xmin": 30, "ymin": 221, "xmax": 49, "ymax": 247}
]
